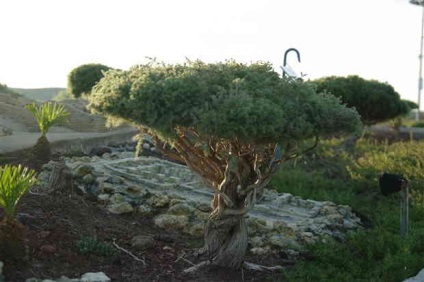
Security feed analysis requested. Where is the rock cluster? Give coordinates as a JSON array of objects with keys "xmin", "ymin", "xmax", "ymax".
[
  {"xmin": 25, "ymin": 272, "xmax": 110, "ymax": 282},
  {"xmin": 38, "ymin": 151, "xmax": 362, "ymax": 256}
]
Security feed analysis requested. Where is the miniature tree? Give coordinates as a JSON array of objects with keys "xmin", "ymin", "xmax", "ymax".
[
  {"xmin": 25, "ymin": 102, "xmax": 70, "ymax": 169},
  {"xmin": 89, "ymin": 60, "xmax": 362, "ymax": 270}
]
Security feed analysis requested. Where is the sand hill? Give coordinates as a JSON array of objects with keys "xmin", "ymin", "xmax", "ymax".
[{"xmin": 0, "ymin": 91, "xmax": 119, "ymax": 135}]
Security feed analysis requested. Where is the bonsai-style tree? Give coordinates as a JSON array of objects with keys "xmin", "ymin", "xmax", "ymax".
[
  {"xmin": 25, "ymin": 102, "xmax": 70, "ymax": 169},
  {"xmin": 0, "ymin": 165, "xmax": 37, "ymax": 261},
  {"xmin": 68, "ymin": 63, "xmax": 112, "ymax": 98},
  {"xmin": 89, "ymin": 60, "xmax": 362, "ymax": 270},
  {"xmin": 312, "ymin": 75, "xmax": 417, "ymax": 126}
]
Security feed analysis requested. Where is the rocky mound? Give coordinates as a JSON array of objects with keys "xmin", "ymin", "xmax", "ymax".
[{"xmin": 38, "ymin": 152, "xmax": 363, "ymax": 256}]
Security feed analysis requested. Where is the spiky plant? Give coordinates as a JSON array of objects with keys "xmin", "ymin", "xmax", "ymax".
[
  {"xmin": 0, "ymin": 165, "xmax": 37, "ymax": 221},
  {"xmin": 0, "ymin": 165, "xmax": 37, "ymax": 261},
  {"xmin": 25, "ymin": 102, "xmax": 70, "ymax": 137},
  {"xmin": 25, "ymin": 102, "xmax": 70, "ymax": 169}
]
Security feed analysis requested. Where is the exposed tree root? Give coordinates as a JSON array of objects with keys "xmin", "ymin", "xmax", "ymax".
[
  {"xmin": 243, "ymin": 262, "xmax": 285, "ymax": 271},
  {"xmin": 183, "ymin": 260, "xmax": 284, "ymax": 274}
]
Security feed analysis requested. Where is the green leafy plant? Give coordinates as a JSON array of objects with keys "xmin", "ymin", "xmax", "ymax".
[
  {"xmin": 0, "ymin": 165, "xmax": 37, "ymax": 221},
  {"xmin": 76, "ymin": 237, "xmax": 117, "ymax": 257},
  {"xmin": 25, "ymin": 102, "xmax": 70, "ymax": 137}
]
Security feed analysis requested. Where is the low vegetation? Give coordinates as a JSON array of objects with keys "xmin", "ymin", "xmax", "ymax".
[
  {"xmin": 0, "ymin": 165, "xmax": 37, "ymax": 261},
  {"xmin": 270, "ymin": 138, "xmax": 424, "ymax": 281}
]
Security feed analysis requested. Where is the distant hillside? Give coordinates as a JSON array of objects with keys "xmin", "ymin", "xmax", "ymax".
[{"xmin": 12, "ymin": 87, "xmax": 66, "ymax": 102}]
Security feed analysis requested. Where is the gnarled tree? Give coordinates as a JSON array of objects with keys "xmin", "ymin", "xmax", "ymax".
[{"xmin": 88, "ymin": 60, "xmax": 362, "ymax": 270}]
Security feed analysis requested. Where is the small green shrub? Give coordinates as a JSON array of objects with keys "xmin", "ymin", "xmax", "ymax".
[
  {"xmin": 271, "ymin": 138, "xmax": 424, "ymax": 281},
  {"xmin": 0, "ymin": 165, "xmax": 37, "ymax": 220},
  {"xmin": 76, "ymin": 237, "xmax": 117, "ymax": 257},
  {"xmin": 25, "ymin": 102, "xmax": 70, "ymax": 136},
  {"xmin": 411, "ymin": 121, "xmax": 424, "ymax": 128}
]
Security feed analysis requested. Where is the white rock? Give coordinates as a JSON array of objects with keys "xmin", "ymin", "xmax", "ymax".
[
  {"xmin": 109, "ymin": 193, "xmax": 125, "ymax": 203},
  {"xmin": 80, "ymin": 272, "xmax": 111, "ymax": 282},
  {"xmin": 97, "ymin": 194, "xmax": 110, "ymax": 203},
  {"xmin": 250, "ymin": 247, "xmax": 271, "ymax": 256},
  {"xmin": 142, "ymin": 143, "xmax": 151, "ymax": 150},
  {"xmin": 138, "ymin": 204, "xmax": 153, "ymax": 216},
  {"xmin": 403, "ymin": 269, "xmax": 424, "ymax": 282}
]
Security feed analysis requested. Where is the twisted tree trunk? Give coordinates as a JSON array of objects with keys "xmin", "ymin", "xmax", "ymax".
[
  {"xmin": 156, "ymin": 127, "xmax": 289, "ymax": 271},
  {"xmin": 203, "ymin": 210, "xmax": 248, "ymax": 268},
  {"xmin": 47, "ymin": 158, "xmax": 73, "ymax": 194}
]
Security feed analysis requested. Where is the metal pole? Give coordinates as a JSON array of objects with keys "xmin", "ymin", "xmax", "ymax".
[
  {"xmin": 400, "ymin": 181, "xmax": 409, "ymax": 238},
  {"xmin": 416, "ymin": 5, "xmax": 424, "ymax": 121}
]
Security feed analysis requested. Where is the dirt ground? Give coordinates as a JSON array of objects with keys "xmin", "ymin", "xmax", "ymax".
[{"xmin": 1, "ymin": 161, "xmax": 292, "ymax": 282}]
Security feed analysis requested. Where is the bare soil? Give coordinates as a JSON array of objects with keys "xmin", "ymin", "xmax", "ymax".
[{"xmin": 1, "ymin": 158, "xmax": 291, "ymax": 282}]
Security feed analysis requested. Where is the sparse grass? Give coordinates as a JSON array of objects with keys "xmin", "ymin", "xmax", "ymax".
[
  {"xmin": 270, "ymin": 137, "xmax": 424, "ymax": 281},
  {"xmin": 76, "ymin": 236, "xmax": 117, "ymax": 257}
]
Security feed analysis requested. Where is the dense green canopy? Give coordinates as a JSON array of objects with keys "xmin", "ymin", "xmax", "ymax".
[
  {"xmin": 89, "ymin": 60, "xmax": 361, "ymax": 143},
  {"xmin": 312, "ymin": 75, "xmax": 418, "ymax": 125},
  {"xmin": 68, "ymin": 63, "xmax": 112, "ymax": 98}
]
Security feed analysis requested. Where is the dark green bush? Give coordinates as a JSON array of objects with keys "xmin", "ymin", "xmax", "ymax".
[
  {"xmin": 312, "ymin": 75, "xmax": 417, "ymax": 125},
  {"xmin": 68, "ymin": 64, "xmax": 112, "ymax": 98},
  {"xmin": 411, "ymin": 121, "xmax": 424, "ymax": 128}
]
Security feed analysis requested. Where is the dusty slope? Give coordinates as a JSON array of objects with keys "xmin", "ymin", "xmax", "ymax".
[{"xmin": 0, "ymin": 92, "xmax": 115, "ymax": 134}]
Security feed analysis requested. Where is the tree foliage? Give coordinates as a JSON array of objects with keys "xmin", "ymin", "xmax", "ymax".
[
  {"xmin": 90, "ymin": 60, "xmax": 361, "ymax": 143},
  {"xmin": 67, "ymin": 64, "xmax": 112, "ymax": 98},
  {"xmin": 312, "ymin": 75, "xmax": 417, "ymax": 125}
]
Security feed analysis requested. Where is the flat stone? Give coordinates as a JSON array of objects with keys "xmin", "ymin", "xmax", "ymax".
[
  {"xmin": 167, "ymin": 203, "xmax": 194, "ymax": 216},
  {"xmin": 80, "ymin": 272, "xmax": 111, "ymax": 282},
  {"xmin": 107, "ymin": 202, "xmax": 134, "ymax": 214},
  {"xmin": 250, "ymin": 247, "xmax": 271, "ymax": 256},
  {"xmin": 97, "ymin": 194, "xmax": 110, "ymax": 203},
  {"xmin": 131, "ymin": 235, "xmax": 155, "ymax": 251},
  {"xmin": 109, "ymin": 194, "xmax": 126, "ymax": 204},
  {"xmin": 154, "ymin": 214, "xmax": 189, "ymax": 230},
  {"xmin": 268, "ymin": 234, "xmax": 302, "ymax": 250},
  {"xmin": 138, "ymin": 204, "xmax": 153, "ymax": 216}
]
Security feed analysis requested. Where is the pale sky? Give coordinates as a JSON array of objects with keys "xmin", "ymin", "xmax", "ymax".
[{"xmin": 0, "ymin": 0, "xmax": 423, "ymax": 108}]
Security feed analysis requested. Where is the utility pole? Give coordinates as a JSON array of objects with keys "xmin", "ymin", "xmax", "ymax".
[{"xmin": 410, "ymin": 0, "xmax": 424, "ymax": 120}]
